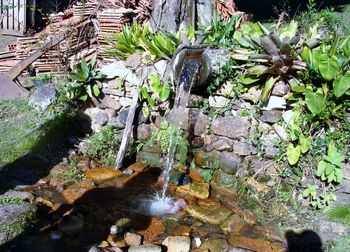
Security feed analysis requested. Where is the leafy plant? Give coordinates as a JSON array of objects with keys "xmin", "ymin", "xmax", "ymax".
[
  {"xmin": 316, "ymin": 141, "xmax": 345, "ymax": 184},
  {"xmin": 103, "ymin": 22, "xmax": 179, "ymax": 62},
  {"xmin": 66, "ymin": 57, "xmax": 104, "ymax": 101},
  {"xmin": 0, "ymin": 197, "xmax": 26, "ymax": 205},
  {"xmin": 61, "ymin": 157, "xmax": 85, "ymax": 181},
  {"xmin": 303, "ymin": 184, "xmax": 336, "ymax": 209},
  {"xmin": 139, "ymin": 74, "xmax": 171, "ymax": 117},
  {"xmin": 232, "ymin": 21, "xmax": 308, "ymax": 100},
  {"xmin": 81, "ymin": 125, "xmax": 119, "ymax": 166}
]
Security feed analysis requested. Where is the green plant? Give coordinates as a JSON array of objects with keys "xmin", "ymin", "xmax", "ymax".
[
  {"xmin": 316, "ymin": 141, "xmax": 345, "ymax": 184},
  {"xmin": 61, "ymin": 157, "xmax": 85, "ymax": 181},
  {"xmin": 232, "ymin": 21, "xmax": 308, "ymax": 100},
  {"xmin": 303, "ymin": 184, "xmax": 336, "ymax": 209},
  {"xmin": 326, "ymin": 204, "xmax": 350, "ymax": 226},
  {"xmin": 139, "ymin": 74, "xmax": 171, "ymax": 117},
  {"xmin": 0, "ymin": 197, "xmax": 26, "ymax": 205},
  {"xmin": 0, "ymin": 211, "xmax": 35, "ymax": 237},
  {"xmin": 81, "ymin": 125, "xmax": 119, "ymax": 166},
  {"xmin": 150, "ymin": 121, "xmax": 188, "ymax": 166},
  {"xmin": 103, "ymin": 22, "xmax": 179, "ymax": 62},
  {"xmin": 198, "ymin": 13, "xmax": 239, "ymax": 47},
  {"xmin": 30, "ymin": 72, "xmax": 53, "ymax": 81},
  {"xmin": 65, "ymin": 57, "xmax": 104, "ymax": 101}
]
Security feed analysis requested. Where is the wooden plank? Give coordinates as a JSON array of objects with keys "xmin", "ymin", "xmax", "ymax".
[
  {"xmin": 3, "ymin": 0, "xmax": 8, "ymax": 30},
  {"xmin": 18, "ymin": 0, "xmax": 25, "ymax": 33}
]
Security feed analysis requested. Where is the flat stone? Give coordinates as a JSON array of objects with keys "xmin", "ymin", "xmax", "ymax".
[
  {"xmin": 186, "ymin": 205, "xmax": 232, "ymax": 225},
  {"xmin": 212, "ymin": 116, "xmax": 249, "ymax": 139},
  {"xmin": 62, "ymin": 179, "xmax": 95, "ymax": 204},
  {"xmin": 200, "ymin": 238, "xmax": 229, "ymax": 252},
  {"xmin": 272, "ymin": 81, "xmax": 288, "ymax": 96},
  {"xmin": 100, "ymin": 61, "xmax": 139, "ymax": 84},
  {"xmin": 125, "ymin": 54, "xmax": 143, "ymax": 69},
  {"xmin": 194, "ymin": 150, "xmax": 220, "ymax": 170},
  {"xmin": 220, "ymin": 214, "xmax": 249, "ymax": 234},
  {"xmin": 211, "ymin": 137, "xmax": 233, "ymax": 151},
  {"xmin": 162, "ymin": 236, "xmax": 191, "ymax": 252},
  {"xmin": 282, "ymin": 110, "xmax": 294, "ymax": 125},
  {"xmin": 209, "ymin": 96, "xmax": 230, "ymax": 108},
  {"xmin": 260, "ymin": 110, "xmax": 283, "ymax": 124},
  {"xmin": 263, "ymin": 96, "xmax": 286, "ymax": 110},
  {"xmin": 137, "ymin": 124, "xmax": 153, "ymax": 140},
  {"xmin": 101, "ymin": 95, "xmax": 122, "ymax": 111},
  {"xmin": 124, "ymin": 232, "xmax": 142, "ymax": 247},
  {"xmin": 154, "ymin": 60, "xmax": 168, "ymax": 77},
  {"xmin": 28, "ymin": 84, "xmax": 57, "ymax": 111},
  {"xmin": 128, "ymin": 244, "xmax": 162, "ymax": 252},
  {"xmin": 117, "ymin": 106, "xmax": 147, "ymax": 126},
  {"xmin": 176, "ymin": 182, "xmax": 210, "ymax": 199},
  {"xmin": 233, "ymin": 142, "xmax": 256, "ymax": 156},
  {"xmin": 272, "ymin": 124, "xmax": 288, "ymax": 142},
  {"xmin": 193, "ymin": 112, "xmax": 209, "ymax": 136},
  {"xmin": 108, "ymin": 116, "xmax": 125, "ymax": 129},
  {"xmin": 229, "ymin": 236, "xmax": 284, "ymax": 252},
  {"xmin": 239, "ymin": 86, "xmax": 261, "ymax": 103},
  {"xmin": 85, "ymin": 167, "xmax": 122, "ymax": 183},
  {"xmin": 120, "ymin": 97, "xmax": 133, "ymax": 107}
]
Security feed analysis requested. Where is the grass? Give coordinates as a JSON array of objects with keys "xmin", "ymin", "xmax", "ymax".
[
  {"xmin": 0, "ymin": 100, "xmax": 46, "ymax": 166},
  {"xmin": 326, "ymin": 204, "xmax": 350, "ymax": 226}
]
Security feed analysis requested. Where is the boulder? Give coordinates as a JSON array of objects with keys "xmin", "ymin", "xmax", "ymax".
[{"xmin": 28, "ymin": 84, "xmax": 57, "ymax": 111}]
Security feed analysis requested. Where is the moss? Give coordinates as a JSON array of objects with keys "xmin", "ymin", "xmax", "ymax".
[
  {"xmin": 0, "ymin": 211, "xmax": 35, "ymax": 238},
  {"xmin": 0, "ymin": 197, "xmax": 26, "ymax": 206},
  {"xmin": 326, "ymin": 204, "xmax": 350, "ymax": 226}
]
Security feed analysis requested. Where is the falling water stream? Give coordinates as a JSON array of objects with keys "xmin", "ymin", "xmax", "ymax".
[{"xmin": 149, "ymin": 52, "xmax": 203, "ymax": 216}]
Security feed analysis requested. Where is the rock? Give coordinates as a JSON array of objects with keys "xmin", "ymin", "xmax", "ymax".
[
  {"xmin": 128, "ymin": 244, "xmax": 162, "ymax": 252},
  {"xmin": 220, "ymin": 214, "xmax": 249, "ymax": 234},
  {"xmin": 242, "ymin": 210, "xmax": 257, "ymax": 225},
  {"xmin": 49, "ymin": 164, "xmax": 69, "ymax": 176},
  {"xmin": 233, "ymin": 142, "xmax": 257, "ymax": 156},
  {"xmin": 176, "ymin": 182, "xmax": 209, "ymax": 199},
  {"xmin": 343, "ymin": 163, "xmax": 350, "ymax": 180},
  {"xmin": 62, "ymin": 179, "xmax": 95, "ymax": 204},
  {"xmin": 228, "ymin": 236, "xmax": 284, "ymax": 252},
  {"xmin": 0, "ymin": 204, "xmax": 36, "ymax": 245},
  {"xmin": 261, "ymin": 133, "xmax": 280, "ymax": 158},
  {"xmin": 107, "ymin": 234, "xmax": 127, "ymax": 248},
  {"xmin": 58, "ymin": 215, "xmax": 84, "ymax": 236},
  {"xmin": 228, "ymin": 248, "xmax": 254, "ymax": 252},
  {"xmin": 125, "ymin": 54, "xmax": 143, "ymax": 69},
  {"xmin": 282, "ymin": 110, "xmax": 294, "ymax": 125},
  {"xmin": 136, "ymin": 124, "xmax": 152, "ymax": 140},
  {"xmin": 212, "ymin": 170, "xmax": 236, "ymax": 187},
  {"xmin": 260, "ymin": 110, "xmax": 283, "ymax": 124},
  {"xmin": 124, "ymin": 232, "xmax": 142, "ymax": 247},
  {"xmin": 272, "ymin": 124, "xmax": 288, "ymax": 142},
  {"xmin": 245, "ymin": 177, "xmax": 269, "ymax": 193},
  {"xmin": 188, "ymin": 94, "xmax": 205, "ymax": 108},
  {"xmin": 239, "ymin": 86, "xmax": 261, "ymax": 103},
  {"xmin": 101, "ymin": 95, "xmax": 122, "ymax": 111},
  {"xmin": 154, "ymin": 60, "xmax": 168, "ymax": 77},
  {"xmin": 194, "ymin": 150, "xmax": 220, "ymax": 170},
  {"xmin": 219, "ymin": 151, "xmax": 240, "ymax": 174},
  {"xmin": 192, "ymin": 137, "xmax": 205, "ymax": 148},
  {"xmin": 314, "ymin": 216, "xmax": 350, "ymax": 236},
  {"xmin": 108, "ymin": 116, "xmax": 125, "ymax": 129},
  {"xmin": 272, "ymin": 81, "xmax": 288, "ymax": 96},
  {"xmin": 1, "ymin": 190, "xmax": 34, "ymax": 202},
  {"xmin": 118, "ymin": 106, "xmax": 147, "ymax": 126},
  {"xmin": 137, "ymin": 217, "xmax": 165, "ymax": 241},
  {"xmin": 209, "ymin": 96, "xmax": 230, "ymax": 108},
  {"xmin": 193, "ymin": 112, "xmax": 209, "ymax": 136},
  {"xmin": 212, "ymin": 116, "xmax": 249, "ymax": 139},
  {"xmin": 200, "ymin": 49, "xmax": 230, "ymax": 85},
  {"xmin": 162, "ymin": 236, "xmax": 191, "ymax": 252},
  {"xmin": 136, "ymin": 151, "xmax": 164, "ymax": 168},
  {"xmin": 85, "ymin": 167, "xmax": 122, "ymax": 183},
  {"xmin": 100, "ymin": 61, "xmax": 139, "ymax": 84},
  {"xmin": 263, "ymin": 96, "xmax": 286, "ymax": 110},
  {"xmin": 120, "ymin": 97, "xmax": 133, "ymax": 107},
  {"xmin": 211, "ymin": 137, "xmax": 233, "ymax": 151},
  {"xmin": 28, "ymin": 84, "xmax": 57, "ymax": 111},
  {"xmin": 200, "ymin": 238, "xmax": 229, "ymax": 252},
  {"xmin": 127, "ymin": 163, "xmax": 148, "ymax": 173},
  {"xmin": 186, "ymin": 205, "xmax": 232, "ymax": 225}
]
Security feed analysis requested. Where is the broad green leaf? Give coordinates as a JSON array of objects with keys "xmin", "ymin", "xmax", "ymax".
[
  {"xmin": 334, "ymin": 169, "xmax": 343, "ymax": 183},
  {"xmin": 318, "ymin": 54, "xmax": 338, "ymax": 81},
  {"xmin": 80, "ymin": 58, "xmax": 90, "ymax": 79},
  {"xmin": 261, "ymin": 76, "xmax": 278, "ymax": 101},
  {"xmin": 240, "ymin": 74, "xmax": 260, "ymax": 85},
  {"xmin": 158, "ymin": 84, "xmax": 170, "ymax": 102},
  {"xmin": 317, "ymin": 160, "xmax": 327, "ymax": 177},
  {"xmin": 333, "ymin": 71, "xmax": 350, "ymax": 97},
  {"xmin": 247, "ymin": 65, "xmax": 269, "ymax": 76},
  {"xmin": 300, "ymin": 135, "xmax": 312, "ymax": 153},
  {"xmin": 92, "ymin": 84, "xmax": 100, "ymax": 97},
  {"xmin": 287, "ymin": 144, "xmax": 301, "ymax": 165},
  {"xmin": 142, "ymin": 106, "xmax": 150, "ymax": 118},
  {"xmin": 305, "ymin": 87, "xmax": 325, "ymax": 115}
]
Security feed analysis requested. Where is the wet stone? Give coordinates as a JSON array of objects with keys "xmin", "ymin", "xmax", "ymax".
[
  {"xmin": 228, "ymin": 236, "xmax": 284, "ymax": 252},
  {"xmin": 85, "ymin": 167, "xmax": 122, "ymax": 183},
  {"xmin": 220, "ymin": 214, "xmax": 249, "ymax": 234},
  {"xmin": 162, "ymin": 236, "xmax": 191, "ymax": 252},
  {"xmin": 194, "ymin": 150, "xmax": 220, "ymax": 170},
  {"xmin": 186, "ymin": 205, "xmax": 232, "ymax": 225},
  {"xmin": 177, "ymin": 181, "xmax": 209, "ymax": 198},
  {"xmin": 62, "ymin": 179, "xmax": 95, "ymax": 204}
]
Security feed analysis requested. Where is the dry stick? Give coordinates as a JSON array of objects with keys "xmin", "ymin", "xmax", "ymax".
[{"xmin": 115, "ymin": 77, "xmax": 143, "ymax": 169}]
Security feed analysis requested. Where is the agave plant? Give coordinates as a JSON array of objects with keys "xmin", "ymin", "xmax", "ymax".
[
  {"xmin": 232, "ymin": 21, "xmax": 310, "ymax": 100},
  {"xmin": 103, "ymin": 22, "xmax": 179, "ymax": 62}
]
